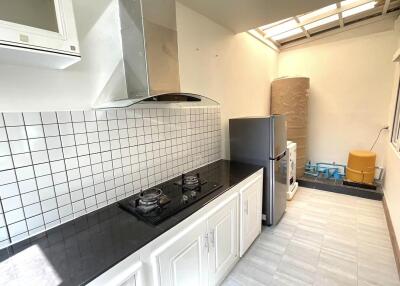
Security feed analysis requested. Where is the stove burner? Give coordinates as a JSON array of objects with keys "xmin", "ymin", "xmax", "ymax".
[
  {"xmin": 138, "ymin": 188, "xmax": 163, "ymax": 206},
  {"xmin": 119, "ymin": 173, "xmax": 222, "ymax": 225},
  {"xmin": 181, "ymin": 173, "xmax": 203, "ymax": 190}
]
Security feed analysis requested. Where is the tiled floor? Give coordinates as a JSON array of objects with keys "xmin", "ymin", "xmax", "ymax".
[{"xmin": 223, "ymin": 187, "xmax": 400, "ymax": 286}]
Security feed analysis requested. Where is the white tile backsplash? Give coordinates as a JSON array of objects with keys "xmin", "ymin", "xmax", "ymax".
[{"xmin": 0, "ymin": 106, "xmax": 221, "ymax": 248}]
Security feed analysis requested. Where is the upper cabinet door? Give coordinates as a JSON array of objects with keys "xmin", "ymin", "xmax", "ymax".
[
  {"xmin": 154, "ymin": 220, "xmax": 209, "ymax": 286},
  {"xmin": 239, "ymin": 174, "xmax": 263, "ymax": 257},
  {"xmin": 0, "ymin": 0, "xmax": 80, "ymax": 69},
  {"xmin": 208, "ymin": 195, "xmax": 239, "ymax": 286}
]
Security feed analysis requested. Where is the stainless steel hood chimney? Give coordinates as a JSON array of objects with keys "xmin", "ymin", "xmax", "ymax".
[{"xmin": 94, "ymin": 0, "xmax": 199, "ymax": 109}]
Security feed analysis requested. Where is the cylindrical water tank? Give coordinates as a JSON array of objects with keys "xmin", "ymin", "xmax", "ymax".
[{"xmin": 271, "ymin": 77, "xmax": 310, "ymax": 177}]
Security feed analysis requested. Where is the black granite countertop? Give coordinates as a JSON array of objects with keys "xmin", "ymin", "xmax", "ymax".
[{"xmin": 0, "ymin": 160, "xmax": 262, "ymax": 286}]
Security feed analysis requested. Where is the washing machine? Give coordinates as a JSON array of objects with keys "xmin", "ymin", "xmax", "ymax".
[{"xmin": 287, "ymin": 141, "xmax": 298, "ymax": 200}]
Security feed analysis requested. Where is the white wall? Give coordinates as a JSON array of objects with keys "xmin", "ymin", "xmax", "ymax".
[
  {"xmin": 0, "ymin": 0, "xmax": 124, "ymax": 112},
  {"xmin": 278, "ymin": 18, "xmax": 398, "ymax": 166},
  {"xmin": 176, "ymin": 2, "xmax": 278, "ymax": 158},
  {"xmin": 384, "ymin": 16, "xmax": 400, "ymax": 246},
  {"xmin": 0, "ymin": 1, "xmax": 278, "ymax": 159}
]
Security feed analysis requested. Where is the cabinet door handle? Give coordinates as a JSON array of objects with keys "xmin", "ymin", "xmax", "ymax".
[
  {"xmin": 210, "ymin": 229, "xmax": 215, "ymax": 248},
  {"xmin": 245, "ymin": 200, "xmax": 249, "ymax": 215}
]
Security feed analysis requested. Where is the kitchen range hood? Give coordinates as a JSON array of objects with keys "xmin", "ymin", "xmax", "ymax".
[{"xmin": 94, "ymin": 0, "xmax": 213, "ymax": 109}]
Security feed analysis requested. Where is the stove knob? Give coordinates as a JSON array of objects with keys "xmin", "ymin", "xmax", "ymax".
[
  {"xmin": 182, "ymin": 194, "xmax": 189, "ymax": 203},
  {"xmin": 190, "ymin": 191, "xmax": 197, "ymax": 198}
]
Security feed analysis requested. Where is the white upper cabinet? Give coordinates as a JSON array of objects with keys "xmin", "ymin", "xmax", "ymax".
[{"xmin": 0, "ymin": 0, "xmax": 81, "ymax": 69}]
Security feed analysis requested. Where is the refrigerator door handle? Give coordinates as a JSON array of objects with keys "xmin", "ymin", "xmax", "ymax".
[{"xmin": 270, "ymin": 151, "xmax": 286, "ymax": 161}]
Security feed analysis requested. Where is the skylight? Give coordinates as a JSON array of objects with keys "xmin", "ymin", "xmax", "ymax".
[
  {"xmin": 250, "ymin": 0, "xmax": 397, "ymax": 48},
  {"xmin": 271, "ymin": 28, "xmax": 303, "ymax": 41},
  {"xmin": 304, "ymin": 14, "xmax": 340, "ymax": 30},
  {"xmin": 342, "ymin": 1, "xmax": 377, "ymax": 17},
  {"xmin": 262, "ymin": 19, "xmax": 298, "ymax": 37},
  {"xmin": 298, "ymin": 4, "xmax": 338, "ymax": 22}
]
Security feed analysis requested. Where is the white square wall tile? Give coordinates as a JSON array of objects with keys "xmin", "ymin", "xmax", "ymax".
[
  {"xmin": 7, "ymin": 127, "xmax": 27, "ymax": 140},
  {"xmin": 46, "ymin": 137, "xmax": 61, "ymax": 149},
  {"xmin": 41, "ymin": 112, "xmax": 57, "ymax": 124},
  {"xmin": 26, "ymin": 125, "xmax": 44, "ymax": 139},
  {"xmin": 4, "ymin": 208, "xmax": 25, "ymax": 224},
  {"xmin": 38, "ymin": 186, "xmax": 55, "ymax": 201},
  {"xmin": 0, "ymin": 227, "xmax": 8, "ymax": 241},
  {"xmin": 0, "ymin": 128, "xmax": 7, "ymax": 141},
  {"xmin": 0, "ymin": 183, "xmax": 19, "ymax": 199},
  {"xmin": 0, "ymin": 142, "xmax": 10, "ymax": 156},
  {"xmin": 54, "ymin": 183, "xmax": 69, "ymax": 196},
  {"xmin": 28, "ymin": 138, "xmax": 46, "ymax": 152},
  {"xmin": 18, "ymin": 179, "xmax": 36, "ymax": 194},
  {"xmin": 52, "ymin": 172, "xmax": 67, "ymax": 185},
  {"xmin": 59, "ymin": 123, "xmax": 73, "ymax": 135},
  {"xmin": 21, "ymin": 191, "xmax": 39, "ymax": 206},
  {"xmin": 56, "ymin": 111, "xmax": 71, "ymax": 123},
  {"xmin": 50, "ymin": 160, "xmax": 65, "ymax": 173},
  {"xmin": 12, "ymin": 153, "xmax": 32, "ymax": 168},
  {"xmin": 8, "ymin": 220, "xmax": 27, "ymax": 237},
  {"xmin": 43, "ymin": 124, "xmax": 59, "ymax": 137},
  {"xmin": 26, "ymin": 215, "xmax": 44, "ymax": 230},
  {"xmin": 31, "ymin": 151, "xmax": 49, "ymax": 164},
  {"xmin": 23, "ymin": 113, "xmax": 42, "ymax": 125},
  {"xmin": 58, "ymin": 204, "xmax": 72, "ymax": 218},
  {"xmin": 23, "ymin": 203, "xmax": 42, "ymax": 218},
  {"xmin": 48, "ymin": 148, "xmax": 63, "ymax": 162},
  {"xmin": 84, "ymin": 111, "xmax": 96, "ymax": 122},
  {"xmin": 36, "ymin": 175, "xmax": 53, "ymax": 189},
  {"xmin": 0, "ymin": 155, "xmax": 13, "ymax": 171},
  {"xmin": 9, "ymin": 140, "xmax": 29, "ymax": 154},
  {"xmin": 41, "ymin": 198, "xmax": 57, "ymax": 212},
  {"xmin": 34, "ymin": 163, "xmax": 51, "ymax": 177},
  {"xmin": 71, "ymin": 111, "xmax": 84, "ymax": 122},
  {"xmin": 3, "ymin": 113, "xmax": 24, "ymax": 126},
  {"xmin": 43, "ymin": 209, "xmax": 59, "ymax": 224},
  {"xmin": 2, "ymin": 196, "xmax": 22, "ymax": 212}
]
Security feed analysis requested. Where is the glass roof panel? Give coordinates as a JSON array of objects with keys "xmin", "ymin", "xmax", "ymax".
[
  {"xmin": 263, "ymin": 19, "xmax": 298, "ymax": 37},
  {"xmin": 304, "ymin": 14, "xmax": 340, "ymax": 30},
  {"xmin": 298, "ymin": 4, "xmax": 338, "ymax": 22},
  {"xmin": 342, "ymin": 1, "xmax": 377, "ymax": 17},
  {"xmin": 271, "ymin": 28, "xmax": 303, "ymax": 41}
]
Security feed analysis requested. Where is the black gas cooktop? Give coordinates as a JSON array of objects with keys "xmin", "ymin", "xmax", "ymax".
[{"xmin": 119, "ymin": 173, "xmax": 223, "ymax": 225}]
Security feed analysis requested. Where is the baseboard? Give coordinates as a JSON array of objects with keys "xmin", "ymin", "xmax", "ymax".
[{"xmin": 383, "ymin": 196, "xmax": 400, "ymax": 279}]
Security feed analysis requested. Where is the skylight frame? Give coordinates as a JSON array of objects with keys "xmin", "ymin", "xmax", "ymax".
[{"xmin": 249, "ymin": 0, "xmax": 397, "ymax": 49}]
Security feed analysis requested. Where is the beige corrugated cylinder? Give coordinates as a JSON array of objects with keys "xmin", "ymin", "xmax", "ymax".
[{"xmin": 271, "ymin": 77, "xmax": 310, "ymax": 177}]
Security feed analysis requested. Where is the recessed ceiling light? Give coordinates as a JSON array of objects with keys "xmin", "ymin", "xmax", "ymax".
[
  {"xmin": 271, "ymin": 28, "xmax": 303, "ymax": 41},
  {"xmin": 263, "ymin": 19, "xmax": 298, "ymax": 37},
  {"xmin": 304, "ymin": 15, "xmax": 340, "ymax": 30},
  {"xmin": 342, "ymin": 1, "xmax": 377, "ymax": 17},
  {"xmin": 298, "ymin": 4, "xmax": 337, "ymax": 22}
]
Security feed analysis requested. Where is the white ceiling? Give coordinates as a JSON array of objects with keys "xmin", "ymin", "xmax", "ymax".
[{"xmin": 177, "ymin": 0, "xmax": 339, "ymax": 33}]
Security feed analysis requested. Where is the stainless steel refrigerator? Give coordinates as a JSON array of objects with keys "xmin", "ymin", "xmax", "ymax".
[{"xmin": 229, "ymin": 115, "xmax": 288, "ymax": 226}]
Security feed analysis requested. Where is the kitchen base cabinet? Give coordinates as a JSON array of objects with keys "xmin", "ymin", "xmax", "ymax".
[
  {"xmin": 88, "ymin": 253, "xmax": 143, "ymax": 286},
  {"xmin": 153, "ymin": 195, "xmax": 239, "ymax": 286},
  {"xmin": 239, "ymin": 173, "xmax": 263, "ymax": 257},
  {"xmin": 208, "ymin": 196, "xmax": 239, "ymax": 285},
  {"xmin": 89, "ymin": 169, "xmax": 263, "ymax": 286},
  {"xmin": 155, "ymin": 220, "xmax": 209, "ymax": 286}
]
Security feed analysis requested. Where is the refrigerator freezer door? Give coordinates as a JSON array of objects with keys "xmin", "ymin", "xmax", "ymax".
[{"xmin": 272, "ymin": 115, "xmax": 287, "ymax": 158}]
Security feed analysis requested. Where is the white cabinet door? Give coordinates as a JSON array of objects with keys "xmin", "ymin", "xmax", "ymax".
[
  {"xmin": 208, "ymin": 195, "xmax": 239, "ymax": 286},
  {"xmin": 155, "ymin": 220, "xmax": 209, "ymax": 286},
  {"xmin": 239, "ymin": 174, "xmax": 263, "ymax": 257}
]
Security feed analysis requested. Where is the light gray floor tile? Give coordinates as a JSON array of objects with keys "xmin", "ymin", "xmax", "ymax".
[{"xmin": 223, "ymin": 188, "xmax": 400, "ymax": 286}]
